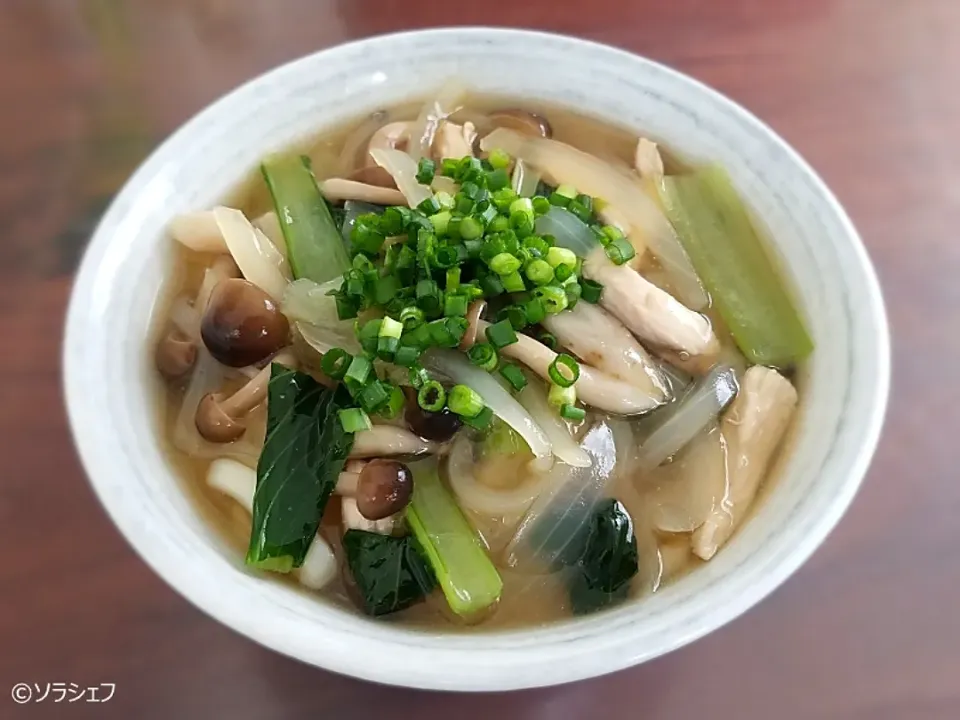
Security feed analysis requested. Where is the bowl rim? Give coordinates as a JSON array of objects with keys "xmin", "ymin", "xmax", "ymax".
[{"xmin": 63, "ymin": 27, "xmax": 890, "ymax": 690}]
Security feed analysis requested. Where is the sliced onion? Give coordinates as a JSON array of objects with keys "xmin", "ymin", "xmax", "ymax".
[
  {"xmin": 511, "ymin": 159, "xmax": 541, "ymax": 197},
  {"xmin": 634, "ymin": 364, "xmax": 738, "ymax": 472},
  {"xmin": 212, "ymin": 207, "xmax": 290, "ymax": 301},
  {"xmin": 337, "ymin": 109, "xmax": 390, "ymax": 175},
  {"xmin": 480, "ymin": 129, "xmax": 708, "ymax": 309},
  {"xmin": 252, "ymin": 211, "xmax": 286, "ymax": 257},
  {"xmin": 407, "ymin": 80, "xmax": 467, "ymax": 162},
  {"xmin": 644, "ymin": 422, "xmax": 729, "ymax": 532},
  {"xmin": 504, "ymin": 421, "xmax": 619, "ymax": 571},
  {"xmin": 207, "ymin": 458, "xmax": 256, "ymax": 513},
  {"xmin": 281, "ymin": 278, "xmax": 361, "ymax": 355},
  {"xmin": 535, "ymin": 206, "xmax": 598, "ymax": 258},
  {"xmin": 423, "ymin": 348, "xmax": 552, "ymax": 459},
  {"xmin": 169, "ymin": 211, "xmax": 225, "ymax": 253},
  {"xmin": 299, "ymin": 535, "xmax": 337, "ymax": 589},
  {"xmin": 370, "ymin": 148, "xmax": 433, "ymax": 208},
  {"xmin": 517, "ymin": 380, "xmax": 590, "ymax": 467},
  {"xmin": 446, "ymin": 434, "xmax": 549, "ymax": 517}
]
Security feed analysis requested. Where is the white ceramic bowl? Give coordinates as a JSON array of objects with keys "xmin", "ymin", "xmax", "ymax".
[{"xmin": 64, "ymin": 28, "xmax": 889, "ymax": 691}]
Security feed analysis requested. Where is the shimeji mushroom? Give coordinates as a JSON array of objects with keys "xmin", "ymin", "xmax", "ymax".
[
  {"xmin": 200, "ymin": 278, "xmax": 290, "ymax": 368},
  {"xmin": 195, "ymin": 351, "xmax": 296, "ymax": 443}
]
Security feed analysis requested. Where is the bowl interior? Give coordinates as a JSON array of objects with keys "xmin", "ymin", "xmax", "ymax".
[{"xmin": 64, "ymin": 28, "xmax": 889, "ymax": 690}]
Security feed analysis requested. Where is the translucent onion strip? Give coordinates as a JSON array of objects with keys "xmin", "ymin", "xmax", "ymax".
[{"xmin": 369, "ymin": 148, "xmax": 432, "ymax": 208}]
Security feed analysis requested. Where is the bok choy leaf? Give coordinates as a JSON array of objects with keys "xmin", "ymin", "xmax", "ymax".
[
  {"xmin": 342, "ymin": 530, "xmax": 436, "ymax": 616},
  {"xmin": 246, "ymin": 365, "xmax": 354, "ymax": 571}
]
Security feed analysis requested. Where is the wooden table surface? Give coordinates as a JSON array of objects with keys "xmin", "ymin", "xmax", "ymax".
[{"xmin": 1, "ymin": 1, "xmax": 956, "ymax": 717}]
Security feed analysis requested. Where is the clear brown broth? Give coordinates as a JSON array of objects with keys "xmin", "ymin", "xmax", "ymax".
[{"xmin": 155, "ymin": 96, "xmax": 804, "ymax": 631}]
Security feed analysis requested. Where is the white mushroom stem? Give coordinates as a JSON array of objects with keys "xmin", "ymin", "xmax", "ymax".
[
  {"xmin": 349, "ymin": 425, "xmax": 439, "ymax": 458},
  {"xmin": 218, "ymin": 350, "xmax": 298, "ymax": 418},
  {"xmin": 477, "ymin": 320, "xmax": 662, "ymax": 416},
  {"xmin": 692, "ymin": 366, "xmax": 798, "ymax": 560},
  {"xmin": 342, "ymin": 497, "xmax": 400, "ymax": 535},
  {"xmin": 336, "ymin": 471, "xmax": 360, "ymax": 496},
  {"xmin": 540, "ymin": 301, "xmax": 669, "ymax": 401},
  {"xmin": 299, "ymin": 534, "xmax": 337, "ymax": 590},
  {"xmin": 583, "ymin": 247, "xmax": 719, "ymax": 357},
  {"xmin": 319, "ymin": 179, "xmax": 406, "ymax": 206}
]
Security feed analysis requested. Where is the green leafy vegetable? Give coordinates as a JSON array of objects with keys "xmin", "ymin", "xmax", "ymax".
[
  {"xmin": 246, "ymin": 365, "xmax": 354, "ymax": 571},
  {"xmin": 568, "ymin": 499, "xmax": 639, "ymax": 615},
  {"xmin": 261, "ymin": 154, "xmax": 351, "ymax": 284},
  {"xmin": 405, "ymin": 462, "xmax": 503, "ymax": 616},
  {"xmin": 342, "ymin": 530, "xmax": 436, "ymax": 616},
  {"xmin": 661, "ymin": 166, "xmax": 814, "ymax": 367}
]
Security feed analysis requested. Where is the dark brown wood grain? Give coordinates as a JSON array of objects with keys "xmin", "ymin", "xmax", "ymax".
[{"xmin": 1, "ymin": 0, "xmax": 957, "ymax": 717}]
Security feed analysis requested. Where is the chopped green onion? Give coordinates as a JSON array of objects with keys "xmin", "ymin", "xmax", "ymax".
[
  {"xmin": 434, "ymin": 244, "xmax": 460, "ymax": 268},
  {"xmin": 445, "ymin": 266, "xmax": 461, "ymax": 292},
  {"xmin": 350, "ymin": 214, "xmax": 386, "ymax": 255},
  {"xmin": 441, "ymin": 158, "xmax": 459, "ymax": 177},
  {"xmin": 417, "ymin": 380, "xmax": 446, "ymax": 412},
  {"xmin": 339, "ymin": 407, "xmax": 372, "ymax": 433},
  {"xmin": 601, "ymin": 224, "xmax": 624, "ymax": 243},
  {"xmin": 416, "ymin": 158, "xmax": 436, "ymax": 185},
  {"xmin": 492, "ymin": 187, "xmax": 518, "ymax": 212},
  {"xmin": 574, "ymin": 193, "xmax": 593, "ymax": 214},
  {"xmin": 380, "ymin": 207, "xmax": 407, "ymax": 235},
  {"xmin": 525, "ymin": 258, "xmax": 554, "ymax": 286},
  {"xmin": 548, "ymin": 382, "xmax": 576, "ymax": 409},
  {"xmin": 459, "ymin": 215, "xmax": 483, "ymax": 240},
  {"xmin": 488, "ymin": 215, "xmax": 510, "ymax": 234},
  {"xmin": 546, "ymin": 246, "xmax": 577, "ymax": 269},
  {"xmin": 549, "ymin": 353, "xmax": 580, "ymax": 388},
  {"xmin": 379, "ymin": 384, "xmax": 405, "ymax": 419},
  {"xmin": 447, "ymin": 384, "xmax": 484, "ymax": 418},
  {"xmin": 373, "ymin": 274, "xmax": 400, "ymax": 305},
  {"xmin": 548, "ymin": 191, "xmax": 571, "ymax": 207},
  {"xmin": 498, "ymin": 363, "xmax": 528, "ymax": 392},
  {"xmin": 476, "ymin": 202, "xmax": 499, "ymax": 226},
  {"xmin": 509, "ymin": 197, "xmax": 534, "ymax": 217},
  {"xmin": 393, "ymin": 345, "xmax": 422, "ymax": 367},
  {"xmin": 358, "ymin": 319, "xmax": 382, "ymax": 356},
  {"xmin": 522, "ymin": 235, "xmax": 550, "ymax": 258},
  {"xmin": 604, "ymin": 236, "xmax": 636, "ymax": 265},
  {"xmin": 485, "ymin": 319, "xmax": 518, "ymax": 349},
  {"xmin": 436, "ymin": 191, "xmax": 455, "ymax": 210},
  {"xmin": 486, "ymin": 167, "xmax": 510, "ymax": 191},
  {"xmin": 568, "ymin": 199, "xmax": 592, "ymax": 223},
  {"xmin": 534, "ymin": 285, "xmax": 569, "ymax": 314},
  {"xmin": 537, "ymin": 330, "xmax": 558, "ymax": 350},
  {"xmin": 556, "ymin": 184, "xmax": 577, "ymax": 200},
  {"xmin": 532, "ymin": 196, "xmax": 552, "ymax": 216},
  {"xmin": 360, "ymin": 380, "xmax": 391, "ymax": 413},
  {"xmin": 409, "ymin": 365, "xmax": 430, "ymax": 388},
  {"xmin": 488, "ymin": 148, "xmax": 511, "ymax": 170},
  {"xmin": 500, "ymin": 270, "xmax": 526, "ymax": 293},
  {"xmin": 377, "ymin": 316, "xmax": 403, "ymax": 358},
  {"xmin": 499, "ymin": 304, "xmax": 528, "ymax": 331},
  {"xmin": 444, "ymin": 293, "xmax": 469, "ymax": 317},
  {"xmin": 416, "ymin": 279, "xmax": 442, "ymax": 314},
  {"xmin": 400, "ymin": 305, "xmax": 425, "ymax": 330},
  {"xmin": 510, "ymin": 211, "xmax": 535, "ymax": 238},
  {"xmin": 565, "ymin": 281, "xmax": 583, "ymax": 309},
  {"xmin": 490, "ymin": 252, "xmax": 522, "ymax": 276},
  {"xmin": 428, "ymin": 316, "xmax": 468, "ymax": 347},
  {"xmin": 430, "ymin": 210, "xmax": 452, "ymax": 235},
  {"xmin": 344, "ymin": 355, "xmax": 373, "ymax": 393},
  {"xmin": 581, "ymin": 278, "xmax": 604, "ymax": 304},
  {"xmin": 553, "ymin": 263, "xmax": 574, "ymax": 283},
  {"xmin": 461, "ymin": 405, "xmax": 495, "ymax": 430},
  {"xmin": 467, "ymin": 342, "xmax": 498, "ymax": 371},
  {"xmin": 524, "ymin": 296, "xmax": 547, "ymax": 324},
  {"xmin": 560, "ymin": 403, "xmax": 586, "ymax": 421},
  {"xmin": 418, "ymin": 196, "xmax": 442, "ymax": 215},
  {"xmin": 320, "ymin": 348, "xmax": 351, "ymax": 380}
]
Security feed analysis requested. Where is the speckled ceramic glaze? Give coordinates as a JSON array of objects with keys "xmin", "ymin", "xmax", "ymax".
[{"xmin": 64, "ymin": 29, "xmax": 889, "ymax": 690}]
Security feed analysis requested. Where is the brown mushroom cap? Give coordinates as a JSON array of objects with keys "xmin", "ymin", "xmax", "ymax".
[
  {"xmin": 489, "ymin": 109, "xmax": 552, "ymax": 139},
  {"xmin": 403, "ymin": 388, "xmax": 463, "ymax": 443},
  {"xmin": 201, "ymin": 278, "xmax": 289, "ymax": 368},
  {"xmin": 356, "ymin": 460, "xmax": 414, "ymax": 520},
  {"xmin": 156, "ymin": 330, "xmax": 197, "ymax": 379},
  {"xmin": 196, "ymin": 393, "xmax": 246, "ymax": 442}
]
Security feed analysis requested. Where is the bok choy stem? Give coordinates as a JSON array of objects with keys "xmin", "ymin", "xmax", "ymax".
[
  {"xmin": 262, "ymin": 154, "xmax": 351, "ymax": 285},
  {"xmin": 405, "ymin": 461, "xmax": 503, "ymax": 616},
  {"xmin": 661, "ymin": 167, "xmax": 813, "ymax": 367}
]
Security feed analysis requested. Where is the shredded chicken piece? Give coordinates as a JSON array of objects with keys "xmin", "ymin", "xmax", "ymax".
[
  {"xmin": 433, "ymin": 121, "xmax": 476, "ymax": 160},
  {"xmin": 634, "ymin": 138, "xmax": 665, "ymax": 179},
  {"xmin": 692, "ymin": 366, "xmax": 798, "ymax": 560},
  {"xmin": 584, "ymin": 247, "xmax": 718, "ymax": 357}
]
